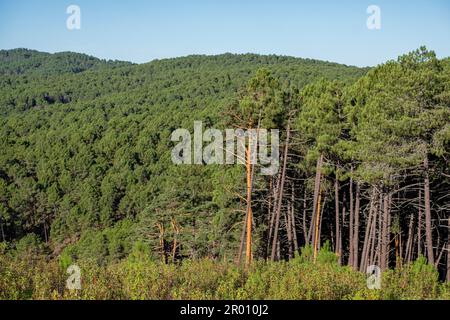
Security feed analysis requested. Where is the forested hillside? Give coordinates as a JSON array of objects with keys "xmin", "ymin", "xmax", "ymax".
[
  {"xmin": 0, "ymin": 48, "xmax": 131, "ymax": 76},
  {"xmin": 0, "ymin": 49, "xmax": 366, "ymax": 258},
  {"xmin": 0, "ymin": 47, "xmax": 449, "ymax": 299}
]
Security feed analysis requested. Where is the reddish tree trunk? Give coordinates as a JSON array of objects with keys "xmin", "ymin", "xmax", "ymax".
[{"xmin": 309, "ymin": 153, "xmax": 324, "ymax": 245}]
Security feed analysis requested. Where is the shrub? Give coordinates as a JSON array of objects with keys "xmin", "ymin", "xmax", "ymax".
[{"xmin": 0, "ymin": 247, "xmax": 448, "ymax": 300}]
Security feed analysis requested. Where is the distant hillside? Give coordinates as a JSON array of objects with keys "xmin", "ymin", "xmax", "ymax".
[
  {"xmin": 0, "ymin": 50, "xmax": 367, "ymax": 115},
  {"xmin": 0, "ymin": 48, "xmax": 131, "ymax": 76}
]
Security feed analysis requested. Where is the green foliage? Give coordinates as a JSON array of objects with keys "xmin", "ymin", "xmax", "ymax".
[
  {"xmin": 345, "ymin": 46, "xmax": 450, "ymax": 184},
  {"xmin": 380, "ymin": 256, "xmax": 440, "ymax": 299},
  {"xmin": 1, "ymin": 249, "xmax": 447, "ymax": 300},
  {"xmin": 0, "ymin": 49, "xmax": 366, "ymax": 262},
  {"xmin": 14, "ymin": 233, "xmax": 45, "ymax": 256},
  {"xmin": 0, "ymin": 47, "xmax": 448, "ymax": 300}
]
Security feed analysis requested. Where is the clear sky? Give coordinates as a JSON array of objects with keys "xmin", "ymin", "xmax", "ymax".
[{"xmin": 0, "ymin": 0, "xmax": 449, "ymax": 67}]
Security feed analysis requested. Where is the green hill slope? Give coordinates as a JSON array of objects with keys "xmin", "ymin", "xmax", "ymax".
[{"xmin": 0, "ymin": 49, "xmax": 368, "ymax": 261}]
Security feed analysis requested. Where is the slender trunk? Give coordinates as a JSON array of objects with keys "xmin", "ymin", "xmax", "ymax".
[
  {"xmin": 237, "ymin": 209, "xmax": 247, "ymax": 264},
  {"xmin": 309, "ymin": 153, "xmax": 324, "ymax": 244},
  {"xmin": 405, "ymin": 214, "xmax": 414, "ymax": 264},
  {"xmin": 244, "ymin": 116, "xmax": 262, "ymax": 266},
  {"xmin": 302, "ymin": 187, "xmax": 308, "ymax": 243},
  {"xmin": 353, "ymin": 182, "xmax": 360, "ymax": 270},
  {"xmin": 395, "ymin": 233, "xmax": 400, "ymax": 268},
  {"xmin": 43, "ymin": 221, "xmax": 48, "ymax": 243},
  {"xmin": 265, "ymin": 178, "xmax": 273, "ymax": 259},
  {"xmin": 369, "ymin": 205, "xmax": 377, "ymax": 267},
  {"xmin": 376, "ymin": 191, "xmax": 383, "ymax": 267},
  {"xmin": 290, "ymin": 183, "xmax": 299, "ymax": 253},
  {"xmin": 318, "ymin": 195, "xmax": 326, "ymax": 251},
  {"xmin": 387, "ymin": 193, "xmax": 392, "ymax": 264},
  {"xmin": 447, "ymin": 217, "xmax": 450, "ymax": 282},
  {"xmin": 360, "ymin": 188, "xmax": 375, "ymax": 272},
  {"xmin": 277, "ymin": 240, "xmax": 281, "ymax": 260},
  {"xmin": 267, "ymin": 176, "xmax": 280, "ymax": 259},
  {"xmin": 335, "ymin": 178, "xmax": 341, "ymax": 264},
  {"xmin": 381, "ymin": 192, "xmax": 391, "ymax": 271},
  {"xmin": 399, "ymin": 232, "xmax": 403, "ymax": 268},
  {"xmin": 341, "ymin": 193, "xmax": 347, "ymax": 264},
  {"xmin": 245, "ymin": 136, "xmax": 253, "ymax": 266},
  {"xmin": 418, "ymin": 188, "xmax": 422, "ymax": 257},
  {"xmin": 270, "ymin": 121, "xmax": 290, "ymax": 261},
  {"xmin": 286, "ymin": 209, "xmax": 293, "ymax": 259},
  {"xmin": 0, "ymin": 220, "xmax": 4, "ymax": 242},
  {"xmin": 435, "ymin": 243, "xmax": 446, "ymax": 269},
  {"xmin": 313, "ymin": 191, "xmax": 322, "ymax": 262},
  {"xmin": 349, "ymin": 176, "xmax": 354, "ymax": 267},
  {"xmin": 423, "ymin": 156, "xmax": 435, "ymax": 265},
  {"xmin": 268, "ymin": 175, "xmax": 281, "ymax": 245},
  {"xmin": 171, "ymin": 219, "xmax": 179, "ymax": 263}
]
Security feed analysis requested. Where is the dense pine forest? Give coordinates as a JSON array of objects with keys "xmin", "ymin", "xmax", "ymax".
[{"xmin": 0, "ymin": 47, "xmax": 449, "ymax": 299}]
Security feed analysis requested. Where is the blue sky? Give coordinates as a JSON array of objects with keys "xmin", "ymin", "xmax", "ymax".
[{"xmin": 0, "ymin": 0, "xmax": 449, "ymax": 67}]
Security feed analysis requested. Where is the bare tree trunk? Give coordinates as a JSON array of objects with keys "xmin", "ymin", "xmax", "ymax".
[
  {"xmin": 360, "ymin": 188, "xmax": 375, "ymax": 272},
  {"xmin": 423, "ymin": 156, "xmax": 435, "ymax": 265},
  {"xmin": 308, "ymin": 153, "xmax": 324, "ymax": 245},
  {"xmin": 271, "ymin": 122, "xmax": 290, "ymax": 261},
  {"xmin": 387, "ymin": 193, "xmax": 392, "ymax": 263},
  {"xmin": 265, "ymin": 178, "xmax": 273, "ymax": 259},
  {"xmin": 353, "ymin": 182, "xmax": 360, "ymax": 270},
  {"xmin": 313, "ymin": 191, "xmax": 322, "ymax": 262},
  {"xmin": 245, "ymin": 137, "xmax": 253, "ymax": 266},
  {"xmin": 376, "ymin": 191, "xmax": 382, "ymax": 267},
  {"xmin": 267, "ymin": 175, "xmax": 280, "ymax": 258},
  {"xmin": 335, "ymin": 178, "xmax": 342, "ymax": 264},
  {"xmin": 405, "ymin": 214, "xmax": 414, "ymax": 264},
  {"xmin": 0, "ymin": 220, "xmax": 5, "ymax": 242},
  {"xmin": 381, "ymin": 192, "xmax": 391, "ymax": 271},
  {"xmin": 290, "ymin": 183, "xmax": 299, "ymax": 254},
  {"xmin": 317, "ymin": 195, "xmax": 326, "ymax": 251},
  {"xmin": 43, "ymin": 221, "xmax": 48, "ymax": 243},
  {"xmin": 418, "ymin": 188, "xmax": 422, "ymax": 257},
  {"xmin": 237, "ymin": 207, "xmax": 247, "ymax": 264},
  {"xmin": 435, "ymin": 243, "xmax": 446, "ymax": 269},
  {"xmin": 302, "ymin": 187, "xmax": 307, "ymax": 243},
  {"xmin": 277, "ymin": 240, "xmax": 281, "ymax": 260},
  {"xmin": 447, "ymin": 217, "xmax": 450, "ymax": 282},
  {"xmin": 342, "ymin": 193, "xmax": 347, "ymax": 265},
  {"xmin": 349, "ymin": 176, "xmax": 354, "ymax": 267},
  {"xmin": 395, "ymin": 233, "xmax": 400, "ymax": 268},
  {"xmin": 285, "ymin": 208, "xmax": 293, "ymax": 259},
  {"xmin": 369, "ymin": 205, "xmax": 378, "ymax": 267}
]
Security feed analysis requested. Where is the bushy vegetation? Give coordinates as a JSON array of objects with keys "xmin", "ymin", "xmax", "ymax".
[{"xmin": 0, "ymin": 244, "xmax": 448, "ymax": 300}]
